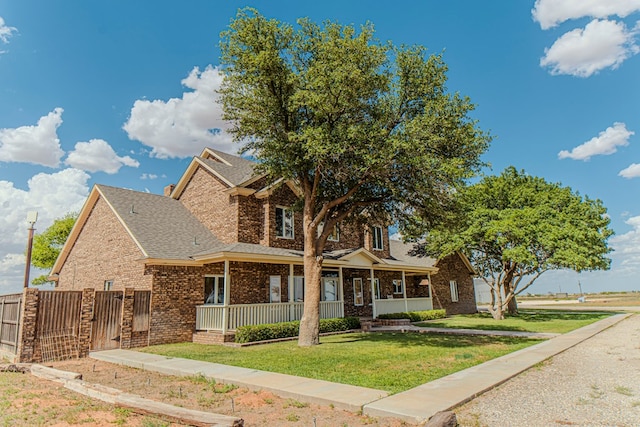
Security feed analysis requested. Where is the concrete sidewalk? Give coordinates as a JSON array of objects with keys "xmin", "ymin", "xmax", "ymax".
[
  {"xmin": 89, "ymin": 349, "xmax": 388, "ymax": 412},
  {"xmin": 90, "ymin": 313, "xmax": 631, "ymax": 425}
]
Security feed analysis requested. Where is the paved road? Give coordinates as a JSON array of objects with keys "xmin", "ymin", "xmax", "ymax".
[{"xmin": 455, "ymin": 313, "xmax": 640, "ymax": 427}]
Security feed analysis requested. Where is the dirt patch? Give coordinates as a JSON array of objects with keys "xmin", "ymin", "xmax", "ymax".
[{"xmin": 45, "ymin": 358, "xmax": 407, "ymax": 426}]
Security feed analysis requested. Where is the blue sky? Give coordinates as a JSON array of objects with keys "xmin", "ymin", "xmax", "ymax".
[{"xmin": 1, "ymin": 0, "xmax": 639, "ymax": 295}]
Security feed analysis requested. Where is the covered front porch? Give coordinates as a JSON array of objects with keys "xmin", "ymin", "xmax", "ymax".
[{"xmin": 194, "ymin": 252, "xmax": 435, "ymax": 333}]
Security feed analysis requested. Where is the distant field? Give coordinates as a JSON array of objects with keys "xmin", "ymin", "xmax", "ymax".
[{"xmin": 519, "ymin": 292, "xmax": 640, "ymax": 307}]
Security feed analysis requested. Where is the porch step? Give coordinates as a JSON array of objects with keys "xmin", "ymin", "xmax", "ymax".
[
  {"xmin": 361, "ymin": 318, "xmax": 411, "ymax": 331},
  {"xmin": 192, "ymin": 331, "xmax": 235, "ymax": 345}
]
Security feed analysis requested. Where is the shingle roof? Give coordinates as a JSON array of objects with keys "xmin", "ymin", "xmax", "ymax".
[
  {"xmin": 387, "ymin": 239, "xmax": 437, "ymax": 268},
  {"xmin": 97, "ymin": 185, "xmax": 222, "ymax": 260},
  {"xmin": 200, "ymin": 149, "xmax": 258, "ymax": 186}
]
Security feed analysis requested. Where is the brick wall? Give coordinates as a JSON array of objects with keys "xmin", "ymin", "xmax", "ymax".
[
  {"xmin": 363, "ymin": 225, "xmax": 391, "ymax": 259},
  {"xmin": 146, "ymin": 263, "xmax": 224, "ymax": 345},
  {"xmin": 177, "ymin": 165, "xmax": 239, "ymax": 244},
  {"xmin": 342, "ymin": 268, "xmax": 373, "ymax": 317},
  {"xmin": 430, "ymin": 254, "xmax": 477, "ymax": 314},
  {"xmin": 56, "ymin": 197, "xmax": 152, "ymax": 291}
]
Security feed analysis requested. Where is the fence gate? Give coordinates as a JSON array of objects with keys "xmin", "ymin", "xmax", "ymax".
[
  {"xmin": 0, "ymin": 293, "xmax": 22, "ymax": 355},
  {"xmin": 91, "ymin": 291, "xmax": 123, "ymax": 351}
]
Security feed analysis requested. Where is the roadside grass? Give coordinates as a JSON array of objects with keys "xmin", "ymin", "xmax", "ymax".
[
  {"xmin": 0, "ymin": 371, "xmax": 170, "ymax": 426},
  {"xmin": 415, "ymin": 310, "xmax": 612, "ymax": 334},
  {"xmin": 144, "ymin": 332, "xmax": 539, "ymax": 394}
]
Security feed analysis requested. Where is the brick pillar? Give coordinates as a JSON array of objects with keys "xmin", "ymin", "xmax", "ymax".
[
  {"xmin": 78, "ymin": 288, "xmax": 95, "ymax": 358},
  {"xmin": 120, "ymin": 288, "xmax": 135, "ymax": 349},
  {"xmin": 16, "ymin": 288, "xmax": 39, "ymax": 363}
]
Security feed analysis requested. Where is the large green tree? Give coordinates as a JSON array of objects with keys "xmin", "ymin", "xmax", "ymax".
[
  {"xmin": 413, "ymin": 167, "xmax": 613, "ymax": 320},
  {"xmin": 219, "ymin": 8, "xmax": 490, "ymax": 345},
  {"xmin": 30, "ymin": 213, "xmax": 77, "ymax": 285}
]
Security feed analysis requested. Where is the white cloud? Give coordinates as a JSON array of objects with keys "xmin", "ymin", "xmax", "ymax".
[
  {"xmin": 123, "ymin": 65, "xmax": 235, "ymax": 159},
  {"xmin": 608, "ymin": 215, "xmax": 640, "ymax": 274},
  {"xmin": 532, "ymin": 0, "xmax": 640, "ymax": 30},
  {"xmin": 558, "ymin": 122, "xmax": 634, "ymax": 160},
  {"xmin": 0, "ymin": 168, "xmax": 90, "ymax": 294},
  {"xmin": 0, "ymin": 16, "xmax": 17, "ymax": 47},
  {"xmin": 140, "ymin": 173, "xmax": 158, "ymax": 180},
  {"xmin": 0, "ymin": 108, "xmax": 65, "ymax": 167},
  {"xmin": 65, "ymin": 139, "xmax": 139, "ymax": 174},
  {"xmin": 619, "ymin": 163, "xmax": 640, "ymax": 178},
  {"xmin": 540, "ymin": 19, "xmax": 640, "ymax": 77}
]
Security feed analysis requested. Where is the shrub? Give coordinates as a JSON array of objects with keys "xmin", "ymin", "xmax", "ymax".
[
  {"xmin": 377, "ymin": 309, "xmax": 446, "ymax": 322},
  {"xmin": 235, "ymin": 316, "xmax": 360, "ymax": 343}
]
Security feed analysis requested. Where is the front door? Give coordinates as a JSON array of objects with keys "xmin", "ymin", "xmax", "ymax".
[{"xmin": 322, "ymin": 277, "xmax": 339, "ymax": 301}]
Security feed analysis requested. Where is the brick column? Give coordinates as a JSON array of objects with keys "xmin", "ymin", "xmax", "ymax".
[
  {"xmin": 120, "ymin": 288, "xmax": 135, "ymax": 349},
  {"xmin": 16, "ymin": 288, "xmax": 39, "ymax": 363},
  {"xmin": 78, "ymin": 288, "xmax": 95, "ymax": 358}
]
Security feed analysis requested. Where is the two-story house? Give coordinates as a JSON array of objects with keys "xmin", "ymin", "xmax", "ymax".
[{"xmin": 50, "ymin": 148, "xmax": 476, "ymax": 346}]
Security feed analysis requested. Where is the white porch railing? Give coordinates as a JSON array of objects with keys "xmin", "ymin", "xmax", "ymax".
[
  {"xmin": 196, "ymin": 301, "xmax": 344, "ymax": 332},
  {"xmin": 375, "ymin": 297, "xmax": 433, "ymax": 317}
]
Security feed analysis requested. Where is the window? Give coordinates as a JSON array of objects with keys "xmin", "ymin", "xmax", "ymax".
[
  {"xmin": 103, "ymin": 280, "xmax": 114, "ymax": 291},
  {"xmin": 450, "ymin": 280, "xmax": 459, "ymax": 303},
  {"xmin": 293, "ymin": 276, "xmax": 304, "ymax": 302},
  {"xmin": 393, "ymin": 279, "xmax": 403, "ymax": 295},
  {"xmin": 275, "ymin": 206, "xmax": 294, "ymax": 239},
  {"xmin": 318, "ymin": 221, "xmax": 339, "ymax": 242},
  {"xmin": 270, "ymin": 276, "xmax": 282, "ymax": 303},
  {"xmin": 372, "ymin": 226, "xmax": 384, "ymax": 250},
  {"xmin": 205, "ymin": 276, "xmax": 225, "ymax": 304},
  {"xmin": 353, "ymin": 278, "xmax": 364, "ymax": 306},
  {"xmin": 370, "ymin": 278, "xmax": 381, "ymax": 300}
]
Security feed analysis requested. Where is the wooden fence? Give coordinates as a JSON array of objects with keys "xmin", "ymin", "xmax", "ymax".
[{"xmin": 0, "ymin": 293, "xmax": 22, "ymax": 356}]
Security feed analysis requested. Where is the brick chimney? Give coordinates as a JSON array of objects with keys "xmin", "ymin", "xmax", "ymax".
[{"xmin": 164, "ymin": 184, "xmax": 175, "ymax": 197}]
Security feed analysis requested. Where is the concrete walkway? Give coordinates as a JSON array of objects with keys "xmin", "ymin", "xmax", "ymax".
[
  {"xmin": 90, "ymin": 313, "xmax": 631, "ymax": 425},
  {"xmin": 89, "ymin": 349, "xmax": 388, "ymax": 412}
]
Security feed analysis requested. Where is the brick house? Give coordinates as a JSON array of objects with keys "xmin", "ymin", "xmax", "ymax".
[{"xmin": 50, "ymin": 148, "xmax": 476, "ymax": 345}]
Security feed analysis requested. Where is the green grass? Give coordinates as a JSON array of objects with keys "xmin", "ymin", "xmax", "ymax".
[
  {"xmin": 416, "ymin": 310, "xmax": 612, "ymax": 334},
  {"xmin": 144, "ymin": 332, "xmax": 538, "ymax": 394}
]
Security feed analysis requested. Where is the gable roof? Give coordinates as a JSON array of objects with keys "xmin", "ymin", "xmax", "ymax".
[
  {"xmin": 200, "ymin": 148, "xmax": 258, "ymax": 186},
  {"xmin": 51, "ymin": 185, "xmax": 222, "ymax": 276},
  {"xmin": 96, "ymin": 185, "xmax": 221, "ymax": 259}
]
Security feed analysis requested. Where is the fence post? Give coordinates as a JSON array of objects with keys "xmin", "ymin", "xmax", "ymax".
[
  {"xmin": 120, "ymin": 288, "xmax": 135, "ymax": 349},
  {"xmin": 78, "ymin": 288, "xmax": 95, "ymax": 358},
  {"xmin": 16, "ymin": 287, "xmax": 39, "ymax": 363}
]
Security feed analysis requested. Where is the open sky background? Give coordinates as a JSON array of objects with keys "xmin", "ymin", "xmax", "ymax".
[{"xmin": 1, "ymin": 0, "xmax": 639, "ymax": 295}]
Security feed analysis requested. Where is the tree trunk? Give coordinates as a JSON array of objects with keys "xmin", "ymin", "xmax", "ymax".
[
  {"xmin": 489, "ymin": 285, "xmax": 504, "ymax": 320},
  {"xmin": 507, "ymin": 294, "xmax": 518, "ymax": 315},
  {"xmin": 298, "ymin": 201, "xmax": 323, "ymax": 347}
]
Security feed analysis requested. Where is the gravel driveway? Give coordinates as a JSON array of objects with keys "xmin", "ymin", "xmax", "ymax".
[{"xmin": 455, "ymin": 313, "xmax": 640, "ymax": 426}]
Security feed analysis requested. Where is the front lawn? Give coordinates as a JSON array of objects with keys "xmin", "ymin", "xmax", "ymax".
[
  {"xmin": 144, "ymin": 333, "xmax": 538, "ymax": 394},
  {"xmin": 416, "ymin": 310, "xmax": 612, "ymax": 334}
]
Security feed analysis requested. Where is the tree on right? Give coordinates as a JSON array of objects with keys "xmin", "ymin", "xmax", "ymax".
[{"xmin": 412, "ymin": 166, "xmax": 614, "ymax": 320}]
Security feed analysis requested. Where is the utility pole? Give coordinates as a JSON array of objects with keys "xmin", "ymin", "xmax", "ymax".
[{"xmin": 23, "ymin": 211, "xmax": 38, "ymax": 288}]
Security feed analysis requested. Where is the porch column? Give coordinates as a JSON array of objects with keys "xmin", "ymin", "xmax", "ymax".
[
  {"xmin": 402, "ymin": 271, "xmax": 409, "ymax": 313},
  {"xmin": 370, "ymin": 267, "xmax": 376, "ymax": 319},
  {"xmin": 222, "ymin": 260, "xmax": 230, "ymax": 334},
  {"xmin": 289, "ymin": 263, "xmax": 295, "ymax": 320},
  {"xmin": 338, "ymin": 267, "xmax": 344, "ymax": 317}
]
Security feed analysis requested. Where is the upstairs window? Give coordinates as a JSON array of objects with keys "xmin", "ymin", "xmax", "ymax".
[
  {"xmin": 372, "ymin": 226, "xmax": 384, "ymax": 250},
  {"xmin": 276, "ymin": 206, "xmax": 294, "ymax": 239},
  {"xmin": 318, "ymin": 222, "xmax": 339, "ymax": 242}
]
